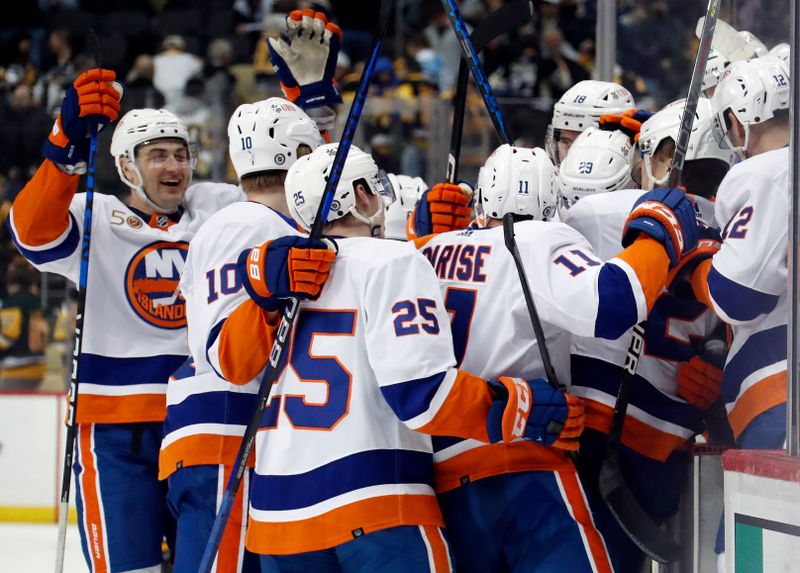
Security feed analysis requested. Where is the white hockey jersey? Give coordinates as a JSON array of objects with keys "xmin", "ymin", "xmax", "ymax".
[
  {"xmin": 8, "ymin": 160, "xmax": 244, "ymax": 423},
  {"xmin": 159, "ymin": 201, "xmax": 298, "ymax": 479},
  {"xmin": 566, "ymin": 191, "xmax": 720, "ymax": 461},
  {"xmin": 215, "ymin": 237, "xmax": 495, "ymax": 555},
  {"xmin": 699, "ymin": 146, "xmax": 789, "ymax": 440},
  {"xmin": 414, "ymin": 221, "xmax": 663, "ymax": 490}
]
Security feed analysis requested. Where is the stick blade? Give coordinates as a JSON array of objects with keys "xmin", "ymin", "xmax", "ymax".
[
  {"xmin": 599, "ymin": 458, "xmax": 681, "ymax": 564},
  {"xmin": 696, "ymin": 16, "xmax": 759, "ymax": 62}
]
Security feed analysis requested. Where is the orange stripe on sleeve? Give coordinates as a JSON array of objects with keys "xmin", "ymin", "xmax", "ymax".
[
  {"xmin": 583, "ymin": 399, "xmax": 686, "ymax": 462},
  {"xmin": 11, "ymin": 160, "xmax": 79, "ymax": 246},
  {"xmin": 219, "ymin": 299, "xmax": 281, "ymax": 385},
  {"xmin": 417, "ymin": 370, "xmax": 492, "ymax": 442},
  {"xmin": 158, "ymin": 434, "xmax": 254, "ymax": 480},
  {"xmin": 246, "ymin": 494, "xmax": 444, "ymax": 555},
  {"xmin": 615, "ymin": 237, "xmax": 670, "ymax": 311},
  {"xmin": 75, "ymin": 393, "xmax": 166, "ymax": 425},
  {"xmin": 691, "ymin": 259, "xmax": 713, "ymax": 309},
  {"xmin": 557, "ymin": 471, "xmax": 614, "ymax": 573},
  {"xmin": 728, "ymin": 371, "xmax": 788, "ymax": 439}
]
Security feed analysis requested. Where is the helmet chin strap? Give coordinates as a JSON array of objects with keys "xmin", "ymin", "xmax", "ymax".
[
  {"xmin": 727, "ymin": 124, "xmax": 750, "ymax": 161},
  {"xmin": 643, "ymin": 155, "xmax": 669, "ymax": 190},
  {"xmin": 122, "ymin": 161, "xmax": 187, "ymax": 215},
  {"xmin": 349, "ymin": 200, "xmax": 384, "ymax": 237}
]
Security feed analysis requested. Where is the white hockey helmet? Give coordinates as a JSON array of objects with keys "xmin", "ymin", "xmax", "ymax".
[
  {"xmin": 702, "ymin": 49, "xmax": 730, "ymax": 95},
  {"xmin": 738, "ymin": 31, "xmax": 769, "ymax": 58},
  {"xmin": 285, "ymin": 143, "xmax": 395, "ymax": 235},
  {"xmin": 557, "ymin": 127, "xmax": 633, "ymax": 217},
  {"xmin": 769, "ymin": 42, "xmax": 790, "ymax": 65},
  {"xmin": 547, "ymin": 80, "xmax": 635, "ymax": 163},
  {"xmin": 383, "ymin": 174, "xmax": 427, "ymax": 240},
  {"xmin": 476, "ymin": 144, "xmax": 557, "ymax": 224},
  {"xmin": 638, "ymin": 97, "xmax": 732, "ymax": 189},
  {"xmin": 711, "ymin": 56, "xmax": 790, "ymax": 158},
  {"xmin": 227, "ymin": 98, "xmax": 324, "ymax": 179},
  {"xmin": 110, "ymin": 108, "xmax": 194, "ymax": 213}
]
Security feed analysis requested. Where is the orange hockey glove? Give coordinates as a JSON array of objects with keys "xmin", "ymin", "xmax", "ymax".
[
  {"xmin": 677, "ymin": 356, "xmax": 723, "ymax": 410},
  {"xmin": 408, "ymin": 182, "xmax": 472, "ymax": 238}
]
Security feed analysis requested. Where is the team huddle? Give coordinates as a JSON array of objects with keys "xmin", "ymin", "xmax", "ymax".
[{"xmin": 7, "ymin": 9, "xmax": 791, "ymax": 573}]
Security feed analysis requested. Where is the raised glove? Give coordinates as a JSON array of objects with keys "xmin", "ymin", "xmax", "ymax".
[
  {"xmin": 677, "ymin": 356, "xmax": 723, "ymax": 410},
  {"xmin": 486, "ymin": 377, "xmax": 585, "ymax": 450},
  {"xmin": 409, "ymin": 182, "xmax": 472, "ymax": 238},
  {"xmin": 237, "ymin": 236, "xmax": 336, "ymax": 310},
  {"xmin": 43, "ymin": 68, "xmax": 122, "ymax": 167},
  {"xmin": 599, "ymin": 108, "xmax": 654, "ymax": 143},
  {"xmin": 267, "ymin": 9, "xmax": 343, "ymax": 109},
  {"xmin": 622, "ymin": 187, "xmax": 698, "ymax": 267}
]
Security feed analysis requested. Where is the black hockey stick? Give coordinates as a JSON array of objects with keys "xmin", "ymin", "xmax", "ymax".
[
  {"xmin": 55, "ymin": 29, "xmax": 102, "ymax": 573},
  {"xmin": 197, "ymin": 2, "xmax": 394, "ymax": 570},
  {"xmin": 447, "ymin": 0, "xmax": 533, "ymax": 183},
  {"xmin": 441, "ymin": 0, "xmax": 564, "ymax": 393},
  {"xmin": 598, "ymin": 0, "xmax": 721, "ymax": 563}
]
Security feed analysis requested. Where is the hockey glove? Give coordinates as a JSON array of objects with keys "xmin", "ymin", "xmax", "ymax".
[
  {"xmin": 598, "ymin": 108, "xmax": 654, "ymax": 143},
  {"xmin": 486, "ymin": 377, "xmax": 584, "ymax": 450},
  {"xmin": 677, "ymin": 356, "xmax": 723, "ymax": 410},
  {"xmin": 237, "ymin": 235, "xmax": 336, "ymax": 310},
  {"xmin": 408, "ymin": 182, "xmax": 472, "ymax": 239},
  {"xmin": 43, "ymin": 68, "xmax": 122, "ymax": 169},
  {"xmin": 267, "ymin": 9, "xmax": 343, "ymax": 109},
  {"xmin": 622, "ymin": 187, "xmax": 699, "ymax": 267},
  {"xmin": 666, "ymin": 227, "xmax": 721, "ymax": 300}
]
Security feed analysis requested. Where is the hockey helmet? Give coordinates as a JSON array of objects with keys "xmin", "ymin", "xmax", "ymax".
[{"xmin": 383, "ymin": 174, "xmax": 427, "ymax": 241}]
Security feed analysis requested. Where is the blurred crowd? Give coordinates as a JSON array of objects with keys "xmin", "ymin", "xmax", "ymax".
[{"xmin": 0, "ymin": 0, "xmax": 789, "ymax": 390}]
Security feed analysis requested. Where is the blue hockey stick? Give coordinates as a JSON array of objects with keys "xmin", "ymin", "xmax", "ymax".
[{"xmin": 198, "ymin": 2, "xmax": 394, "ymax": 570}]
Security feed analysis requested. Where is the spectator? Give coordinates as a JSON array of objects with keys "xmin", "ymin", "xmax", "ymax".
[
  {"xmin": 0, "ymin": 84, "xmax": 52, "ymax": 190},
  {"xmin": 153, "ymin": 35, "xmax": 203, "ymax": 109},
  {"xmin": 0, "ymin": 263, "xmax": 48, "ymax": 390},
  {"xmin": 537, "ymin": 27, "xmax": 589, "ymax": 100},
  {"xmin": 171, "ymin": 76, "xmax": 214, "ymax": 180},
  {"xmin": 423, "ymin": 4, "xmax": 461, "ymax": 93},
  {"xmin": 123, "ymin": 54, "xmax": 166, "ymax": 111}
]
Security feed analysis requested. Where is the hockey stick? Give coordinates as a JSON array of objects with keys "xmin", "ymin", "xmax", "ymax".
[
  {"xmin": 597, "ymin": 0, "xmax": 720, "ymax": 564},
  {"xmin": 447, "ymin": 0, "xmax": 533, "ymax": 183},
  {"xmin": 441, "ymin": 0, "xmax": 565, "ymax": 392},
  {"xmin": 54, "ymin": 30, "xmax": 102, "ymax": 573},
  {"xmin": 695, "ymin": 16, "xmax": 759, "ymax": 62},
  {"xmin": 197, "ymin": 3, "xmax": 394, "ymax": 570}
]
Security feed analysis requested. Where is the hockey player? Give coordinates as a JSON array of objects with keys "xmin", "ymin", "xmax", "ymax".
[
  {"xmin": 545, "ymin": 79, "xmax": 636, "ymax": 165},
  {"xmin": 9, "ymin": 69, "xmax": 245, "ymax": 572},
  {"xmin": 413, "ymin": 143, "xmax": 701, "ymax": 573},
  {"xmin": 687, "ymin": 57, "xmax": 790, "ymax": 567},
  {"xmin": 212, "ymin": 143, "xmax": 585, "ymax": 572},
  {"xmin": 560, "ymin": 98, "xmax": 732, "ymax": 571},
  {"xmin": 161, "ymin": 98, "xmax": 323, "ymax": 573},
  {"xmin": 408, "ymin": 79, "xmax": 635, "ymax": 240}
]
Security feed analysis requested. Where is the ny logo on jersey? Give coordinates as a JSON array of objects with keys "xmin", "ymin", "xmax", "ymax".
[{"xmin": 124, "ymin": 241, "xmax": 189, "ymax": 329}]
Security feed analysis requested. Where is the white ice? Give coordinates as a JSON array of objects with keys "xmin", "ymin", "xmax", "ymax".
[{"xmin": 0, "ymin": 523, "xmax": 87, "ymax": 572}]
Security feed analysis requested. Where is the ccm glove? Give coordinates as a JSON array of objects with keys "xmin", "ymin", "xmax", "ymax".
[
  {"xmin": 43, "ymin": 68, "xmax": 122, "ymax": 168},
  {"xmin": 409, "ymin": 182, "xmax": 472, "ymax": 238},
  {"xmin": 622, "ymin": 187, "xmax": 699, "ymax": 267},
  {"xmin": 486, "ymin": 377, "xmax": 584, "ymax": 450},
  {"xmin": 677, "ymin": 356, "xmax": 723, "ymax": 410},
  {"xmin": 267, "ymin": 9, "xmax": 343, "ymax": 109},
  {"xmin": 237, "ymin": 236, "xmax": 336, "ymax": 310},
  {"xmin": 599, "ymin": 108, "xmax": 654, "ymax": 143}
]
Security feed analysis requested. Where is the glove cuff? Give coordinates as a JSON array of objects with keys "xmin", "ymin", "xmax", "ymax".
[
  {"xmin": 284, "ymin": 80, "xmax": 343, "ymax": 109},
  {"xmin": 487, "ymin": 377, "xmax": 531, "ymax": 443},
  {"xmin": 236, "ymin": 245, "xmax": 285, "ymax": 311}
]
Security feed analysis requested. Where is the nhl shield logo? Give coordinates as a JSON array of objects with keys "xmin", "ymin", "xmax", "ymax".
[{"xmin": 124, "ymin": 241, "xmax": 189, "ymax": 329}]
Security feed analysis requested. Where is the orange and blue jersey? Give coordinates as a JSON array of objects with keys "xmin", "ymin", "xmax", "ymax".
[
  {"xmin": 9, "ymin": 160, "xmax": 244, "ymax": 424},
  {"xmin": 160, "ymin": 201, "xmax": 297, "ymax": 478},
  {"xmin": 214, "ymin": 237, "xmax": 494, "ymax": 555}
]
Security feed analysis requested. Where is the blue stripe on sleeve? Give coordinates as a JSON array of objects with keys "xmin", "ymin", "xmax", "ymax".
[
  {"xmin": 205, "ymin": 318, "xmax": 226, "ymax": 379},
  {"xmin": 79, "ymin": 353, "xmax": 187, "ymax": 386},
  {"xmin": 721, "ymin": 325, "xmax": 787, "ymax": 404},
  {"xmin": 8, "ymin": 212, "xmax": 80, "ymax": 264},
  {"xmin": 707, "ymin": 265, "xmax": 780, "ymax": 322},
  {"xmin": 594, "ymin": 263, "xmax": 639, "ymax": 340},
  {"xmin": 249, "ymin": 449, "xmax": 433, "ymax": 511},
  {"xmin": 164, "ymin": 390, "xmax": 257, "ymax": 434},
  {"xmin": 380, "ymin": 371, "xmax": 447, "ymax": 422}
]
